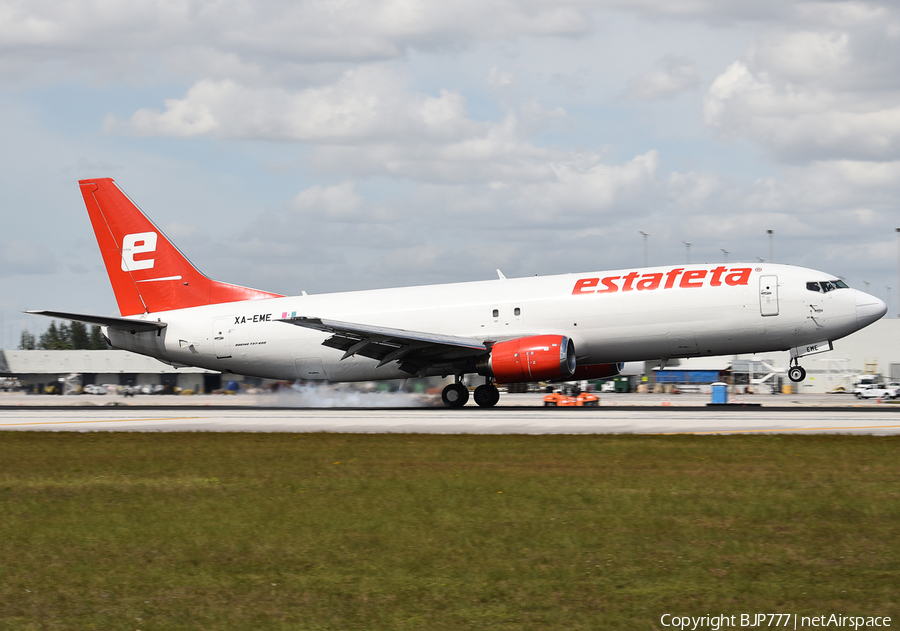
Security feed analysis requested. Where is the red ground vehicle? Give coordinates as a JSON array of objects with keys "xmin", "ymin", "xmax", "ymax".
[{"xmin": 542, "ymin": 391, "xmax": 599, "ymax": 407}]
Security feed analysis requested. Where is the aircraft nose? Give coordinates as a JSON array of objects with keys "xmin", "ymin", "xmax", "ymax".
[{"xmin": 856, "ymin": 290, "xmax": 887, "ymax": 329}]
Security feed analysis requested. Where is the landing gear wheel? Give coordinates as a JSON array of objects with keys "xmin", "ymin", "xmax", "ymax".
[
  {"xmin": 473, "ymin": 384, "xmax": 500, "ymax": 407},
  {"xmin": 441, "ymin": 383, "xmax": 469, "ymax": 408},
  {"xmin": 788, "ymin": 366, "xmax": 806, "ymax": 382}
]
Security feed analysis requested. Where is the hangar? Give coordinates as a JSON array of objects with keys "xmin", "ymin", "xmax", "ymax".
[{"xmin": 0, "ymin": 349, "xmax": 225, "ymax": 394}]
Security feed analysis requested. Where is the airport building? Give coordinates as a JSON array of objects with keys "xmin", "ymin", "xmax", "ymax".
[{"xmin": 0, "ymin": 350, "xmax": 225, "ymax": 394}]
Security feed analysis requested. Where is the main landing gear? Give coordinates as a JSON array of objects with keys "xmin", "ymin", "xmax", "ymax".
[
  {"xmin": 441, "ymin": 378, "xmax": 500, "ymax": 408},
  {"xmin": 788, "ymin": 359, "xmax": 807, "ymax": 383},
  {"xmin": 473, "ymin": 382, "xmax": 500, "ymax": 408},
  {"xmin": 441, "ymin": 380, "xmax": 469, "ymax": 408}
]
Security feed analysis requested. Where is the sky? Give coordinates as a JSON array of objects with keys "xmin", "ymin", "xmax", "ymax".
[{"xmin": 2, "ymin": 0, "xmax": 900, "ymax": 348}]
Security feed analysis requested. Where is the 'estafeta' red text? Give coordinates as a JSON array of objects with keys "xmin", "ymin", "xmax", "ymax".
[{"xmin": 572, "ymin": 267, "xmax": 752, "ymax": 295}]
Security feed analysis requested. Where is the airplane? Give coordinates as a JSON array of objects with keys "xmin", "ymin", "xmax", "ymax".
[{"xmin": 29, "ymin": 178, "xmax": 887, "ymax": 407}]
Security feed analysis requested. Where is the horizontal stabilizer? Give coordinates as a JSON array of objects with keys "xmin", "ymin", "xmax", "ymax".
[{"xmin": 26, "ymin": 310, "xmax": 167, "ymax": 333}]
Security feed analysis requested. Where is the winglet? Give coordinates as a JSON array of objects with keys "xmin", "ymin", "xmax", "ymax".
[{"xmin": 79, "ymin": 178, "xmax": 283, "ymax": 316}]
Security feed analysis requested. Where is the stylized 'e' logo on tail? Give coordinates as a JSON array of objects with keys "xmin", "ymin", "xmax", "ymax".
[
  {"xmin": 121, "ymin": 232, "xmax": 157, "ymax": 272},
  {"xmin": 79, "ymin": 178, "xmax": 283, "ymax": 316}
]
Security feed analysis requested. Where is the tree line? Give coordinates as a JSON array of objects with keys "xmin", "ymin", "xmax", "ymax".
[{"xmin": 18, "ymin": 321, "xmax": 109, "ymax": 350}]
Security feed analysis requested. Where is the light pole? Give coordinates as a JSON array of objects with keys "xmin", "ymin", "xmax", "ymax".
[
  {"xmin": 639, "ymin": 231, "xmax": 649, "ymax": 268},
  {"xmin": 767, "ymin": 229, "xmax": 774, "ymax": 263},
  {"xmin": 887, "ymin": 286, "xmax": 893, "ymax": 319},
  {"xmin": 682, "ymin": 241, "xmax": 692, "ymax": 265},
  {"xmin": 721, "ymin": 249, "xmax": 729, "ymax": 264}
]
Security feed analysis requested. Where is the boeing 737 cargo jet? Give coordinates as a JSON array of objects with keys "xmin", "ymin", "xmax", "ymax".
[{"xmin": 30, "ymin": 178, "xmax": 887, "ymax": 407}]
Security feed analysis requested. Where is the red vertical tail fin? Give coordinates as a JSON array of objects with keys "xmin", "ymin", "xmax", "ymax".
[{"xmin": 79, "ymin": 178, "xmax": 283, "ymax": 316}]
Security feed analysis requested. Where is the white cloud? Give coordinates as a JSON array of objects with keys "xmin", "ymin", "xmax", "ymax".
[
  {"xmin": 622, "ymin": 56, "xmax": 700, "ymax": 100},
  {"xmin": 602, "ymin": 0, "xmax": 793, "ymax": 22},
  {"xmin": 306, "ymin": 117, "xmax": 641, "ymax": 190},
  {"xmin": 750, "ymin": 30, "xmax": 850, "ymax": 82},
  {"xmin": 704, "ymin": 10, "xmax": 900, "ymax": 162},
  {"xmin": 705, "ymin": 59, "xmax": 900, "ymax": 161},
  {"xmin": 0, "ymin": 0, "xmax": 594, "ymax": 86},
  {"xmin": 754, "ymin": 160, "xmax": 900, "ymax": 214},
  {"xmin": 289, "ymin": 182, "xmax": 365, "ymax": 221},
  {"xmin": 794, "ymin": 2, "xmax": 889, "ymax": 29},
  {"xmin": 666, "ymin": 171, "xmax": 721, "ymax": 209},
  {"xmin": 268, "ymin": 150, "xmax": 660, "ymax": 245},
  {"xmin": 107, "ymin": 68, "xmax": 481, "ymax": 143},
  {"xmin": 487, "ymin": 66, "xmax": 515, "ymax": 89}
]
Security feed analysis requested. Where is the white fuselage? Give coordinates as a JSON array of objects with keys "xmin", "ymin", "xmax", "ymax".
[{"xmin": 105, "ymin": 263, "xmax": 879, "ymax": 382}]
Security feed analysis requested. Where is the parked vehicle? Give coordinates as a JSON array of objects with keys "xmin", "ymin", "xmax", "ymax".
[
  {"xmin": 543, "ymin": 391, "xmax": 599, "ymax": 407},
  {"xmin": 853, "ymin": 383, "xmax": 879, "ymax": 397},
  {"xmin": 855, "ymin": 385, "xmax": 899, "ymax": 399}
]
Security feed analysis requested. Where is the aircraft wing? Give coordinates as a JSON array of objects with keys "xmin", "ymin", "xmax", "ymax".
[
  {"xmin": 280, "ymin": 316, "xmax": 490, "ymax": 376},
  {"xmin": 26, "ymin": 310, "xmax": 167, "ymax": 333}
]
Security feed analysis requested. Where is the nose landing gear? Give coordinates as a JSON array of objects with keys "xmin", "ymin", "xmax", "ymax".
[{"xmin": 788, "ymin": 361, "xmax": 806, "ymax": 383}]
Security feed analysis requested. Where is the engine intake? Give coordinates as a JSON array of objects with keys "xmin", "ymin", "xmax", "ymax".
[{"xmin": 477, "ymin": 335, "xmax": 576, "ymax": 383}]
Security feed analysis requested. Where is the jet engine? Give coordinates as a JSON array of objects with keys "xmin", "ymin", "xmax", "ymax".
[
  {"xmin": 476, "ymin": 335, "xmax": 576, "ymax": 383},
  {"xmin": 569, "ymin": 362, "xmax": 623, "ymax": 381}
]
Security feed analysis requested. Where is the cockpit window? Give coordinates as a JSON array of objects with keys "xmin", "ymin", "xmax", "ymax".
[{"xmin": 807, "ymin": 280, "xmax": 849, "ymax": 293}]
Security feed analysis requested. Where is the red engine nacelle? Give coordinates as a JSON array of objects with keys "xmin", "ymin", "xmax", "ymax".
[{"xmin": 477, "ymin": 335, "xmax": 576, "ymax": 384}]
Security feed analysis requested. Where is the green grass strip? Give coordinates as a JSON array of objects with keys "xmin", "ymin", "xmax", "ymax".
[{"xmin": 0, "ymin": 432, "xmax": 897, "ymax": 630}]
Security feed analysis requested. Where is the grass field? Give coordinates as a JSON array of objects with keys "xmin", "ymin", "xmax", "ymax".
[{"xmin": 0, "ymin": 431, "xmax": 897, "ymax": 630}]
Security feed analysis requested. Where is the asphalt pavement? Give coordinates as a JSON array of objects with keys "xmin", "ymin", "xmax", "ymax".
[{"xmin": 0, "ymin": 391, "xmax": 898, "ymax": 434}]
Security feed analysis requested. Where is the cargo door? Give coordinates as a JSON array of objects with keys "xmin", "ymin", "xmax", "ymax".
[
  {"xmin": 666, "ymin": 332, "xmax": 699, "ymax": 357},
  {"xmin": 759, "ymin": 275, "xmax": 779, "ymax": 316},
  {"xmin": 213, "ymin": 317, "xmax": 233, "ymax": 359},
  {"xmin": 295, "ymin": 357, "xmax": 328, "ymax": 380}
]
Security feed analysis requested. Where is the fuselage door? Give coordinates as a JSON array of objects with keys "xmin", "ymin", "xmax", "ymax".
[
  {"xmin": 666, "ymin": 331, "xmax": 699, "ymax": 357},
  {"xmin": 295, "ymin": 357, "xmax": 328, "ymax": 380},
  {"xmin": 759, "ymin": 275, "xmax": 779, "ymax": 316},
  {"xmin": 213, "ymin": 317, "xmax": 233, "ymax": 359}
]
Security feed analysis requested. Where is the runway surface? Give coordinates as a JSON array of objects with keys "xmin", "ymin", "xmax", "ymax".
[{"xmin": 1, "ymin": 404, "xmax": 899, "ymax": 434}]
